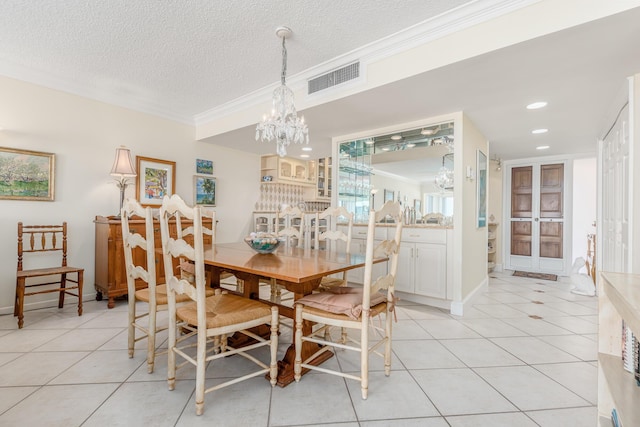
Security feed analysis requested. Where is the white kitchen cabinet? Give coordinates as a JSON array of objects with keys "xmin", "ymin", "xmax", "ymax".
[
  {"xmin": 344, "ymin": 225, "xmax": 387, "ymax": 285},
  {"xmin": 395, "ymin": 228, "xmax": 448, "ymax": 299},
  {"xmin": 260, "ymin": 155, "xmax": 314, "ymax": 186}
]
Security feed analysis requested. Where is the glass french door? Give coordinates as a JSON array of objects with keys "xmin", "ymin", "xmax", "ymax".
[{"xmin": 507, "ymin": 161, "xmax": 568, "ymax": 274}]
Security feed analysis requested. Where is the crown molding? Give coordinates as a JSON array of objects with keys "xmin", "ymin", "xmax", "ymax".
[
  {"xmin": 0, "ymin": 58, "xmax": 195, "ymax": 125},
  {"xmin": 194, "ymin": 0, "xmax": 540, "ymax": 127}
]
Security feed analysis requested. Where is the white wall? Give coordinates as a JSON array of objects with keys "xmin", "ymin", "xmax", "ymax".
[
  {"xmin": 0, "ymin": 76, "xmax": 260, "ymax": 315},
  {"xmin": 457, "ymin": 114, "xmax": 489, "ymax": 301},
  {"xmin": 572, "ymin": 157, "xmax": 597, "ymax": 269},
  {"xmin": 370, "ymin": 173, "xmax": 421, "ymax": 212}
]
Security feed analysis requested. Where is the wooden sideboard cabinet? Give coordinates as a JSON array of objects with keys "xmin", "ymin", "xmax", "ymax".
[{"xmin": 93, "ymin": 215, "xmax": 212, "ymax": 308}]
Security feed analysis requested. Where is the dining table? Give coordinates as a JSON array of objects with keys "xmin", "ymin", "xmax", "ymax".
[{"xmin": 203, "ymin": 241, "xmax": 387, "ymax": 386}]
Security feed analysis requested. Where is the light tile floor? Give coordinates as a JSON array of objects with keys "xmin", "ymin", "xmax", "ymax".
[{"xmin": 0, "ymin": 272, "xmax": 598, "ymax": 426}]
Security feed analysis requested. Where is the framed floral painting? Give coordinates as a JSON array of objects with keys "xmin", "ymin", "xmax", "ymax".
[
  {"xmin": 0, "ymin": 147, "xmax": 55, "ymax": 201},
  {"xmin": 135, "ymin": 156, "xmax": 176, "ymax": 207}
]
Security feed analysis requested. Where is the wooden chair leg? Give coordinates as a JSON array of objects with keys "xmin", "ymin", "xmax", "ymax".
[
  {"xmin": 77, "ymin": 270, "xmax": 83, "ymax": 316},
  {"xmin": 15, "ymin": 278, "xmax": 25, "ymax": 329},
  {"xmin": 58, "ymin": 273, "xmax": 67, "ymax": 309}
]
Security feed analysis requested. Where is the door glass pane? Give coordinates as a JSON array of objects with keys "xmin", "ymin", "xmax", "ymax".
[
  {"xmin": 540, "ymin": 222, "xmax": 563, "ymax": 258},
  {"xmin": 511, "ymin": 166, "xmax": 532, "ymax": 218},
  {"xmin": 510, "ymin": 221, "xmax": 531, "ymax": 256},
  {"xmin": 540, "ymin": 164, "xmax": 563, "ymax": 218}
]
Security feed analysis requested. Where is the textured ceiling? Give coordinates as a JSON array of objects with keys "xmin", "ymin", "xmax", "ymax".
[
  {"xmin": 1, "ymin": 1, "xmax": 640, "ymax": 168},
  {"xmin": 0, "ymin": 0, "xmax": 471, "ymax": 120}
]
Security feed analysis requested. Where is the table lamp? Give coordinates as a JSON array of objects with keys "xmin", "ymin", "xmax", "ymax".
[{"xmin": 110, "ymin": 146, "xmax": 137, "ymax": 216}]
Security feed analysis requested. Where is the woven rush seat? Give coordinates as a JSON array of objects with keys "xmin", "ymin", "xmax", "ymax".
[
  {"xmin": 176, "ymin": 293, "xmax": 273, "ymax": 329},
  {"xmin": 133, "ymin": 284, "xmax": 206, "ymax": 306},
  {"xmin": 17, "ymin": 266, "xmax": 81, "ymax": 278}
]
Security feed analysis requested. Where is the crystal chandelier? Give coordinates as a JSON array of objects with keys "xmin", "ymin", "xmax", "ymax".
[
  {"xmin": 256, "ymin": 26, "xmax": 309, "ymax": 157},
  {"xmin": 435, "ymin": 153, "xmax": 454, "ymax": 191}
]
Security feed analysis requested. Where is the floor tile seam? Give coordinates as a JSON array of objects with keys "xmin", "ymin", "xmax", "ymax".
[
  {"xmin": 437, "ymin": 338, "xmax": 530, "ymax": 369},
  {"xmin": 523, "ymin": 403, "xmax": 598, "ymax": 415},
  {"xmin": 77, "ymin": 380, "xmax": 128, "ymax": 427},
  {"xmin": 457, "ymin": 366, "xmax": 522, "ymax": 413},
  {"xmin": 472, "ymin": 364, "xmax": 592, "ymax": 410},
  {"xmin": 534, "ymin": 335, "xmax": 597, "ymax": 362},
  {"xmin": 537, "ymin": 318, "xmax": 590, "ymax": 336},
  {"xmin": 528, "ymin": 363, "xmax": 598, "ymax": 404},
  {"xmin": 0, "ymin": 384, "xmax": 43, "ymax": 417},
  {"xmin": 48, "ymin": 347, "xmax": 143, "ymax": 388},
  {"xmin": 485, "ymin": 337, "xmax": 542, "ymax": 365},
  {"xmin": 404, "ymin": 369, "xmax": 446, "ymax": 420}
]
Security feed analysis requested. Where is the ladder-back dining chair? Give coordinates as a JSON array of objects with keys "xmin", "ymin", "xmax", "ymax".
[
  {"xmin": 121, "ymin": 198, "xmax": 214, "ymax": 373},
  {"xmin": 313, "ymin": 206, "xmax": 354, "ymax": 291},
  {"xmin": 293, "ymin": 200, "xmax": 403, "ymax": 399},
  {"xmin": 160, "ymin": 194, "xmax": 279, "ymax": 415},
  {"xmin": 15, "ymin": 222, "xmax": 84, "ymax": 329}
]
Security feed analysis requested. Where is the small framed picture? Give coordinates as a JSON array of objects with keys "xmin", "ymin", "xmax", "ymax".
[
  {"xmin": 196, "ymin": 159, "xmax": 214, "ymax": 175},
  {"xmin": 384, "ymin": 189, "xmax": 394, "ymax": 202},
  {"xmin": 0, "ymin": 147, "xmax": 55, "ymax": 201},
  {"xmin": 136, "ymin": 156, "xmax": 176, "ymax": 207},
  {"xmin": 194, "ymin": 175, "xmax": 216, "ymax": 206}
]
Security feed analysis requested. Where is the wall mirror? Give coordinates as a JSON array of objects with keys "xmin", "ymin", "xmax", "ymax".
[{"xmin": 338, "ymin": 121, "xmax": 454, "ymax": 223}]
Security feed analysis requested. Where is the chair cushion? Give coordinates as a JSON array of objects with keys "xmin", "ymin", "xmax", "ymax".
[
  {"xmin": 318, "ymin": 276, "xmax": 346, "ymax": 291},
  {"xmin": 176, "ymin": 294, "xmax": 273, "ymax": 328},
  {"xmin": 135, "ymin": 284, "xmax": 213, "ymax": 305},
  {"xmin": 296, "ymin": 287, "xmax": 386, "ymax": 320}
]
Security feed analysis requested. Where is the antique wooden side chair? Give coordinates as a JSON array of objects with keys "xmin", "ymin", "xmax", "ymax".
[
  {"xmin": 121, "ymin": 198, "xmax": 214, "ymax": 373},
  {"xmin": 15, "ymin": 222, "xmax": 84, "ymax": 329},
  {"xmin": 160, "ymin": 194, "xmax": 279, "ymax": 415},
  {"xmin": 294, "ymin": 200, "xmax": 403, "ymax": 399}
]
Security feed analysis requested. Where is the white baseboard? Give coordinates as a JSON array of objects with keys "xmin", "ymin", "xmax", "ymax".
[
  {"xmin": 450, "ymin": 276, "xmax": 489, "ymax": 316},
  {"xmin": 0, "ymin": 291, "xmax": 98, "ymax": 316}
]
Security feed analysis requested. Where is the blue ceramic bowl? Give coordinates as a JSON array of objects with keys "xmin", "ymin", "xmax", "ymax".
[{"xmin": 244, "ymin": 234, "xmax": 281, "ymax": 254}]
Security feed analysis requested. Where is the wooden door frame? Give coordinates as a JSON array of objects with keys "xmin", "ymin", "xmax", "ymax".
[{"xmin": 502, "ymin": 155, "xmax": 574, "ymax": 276}]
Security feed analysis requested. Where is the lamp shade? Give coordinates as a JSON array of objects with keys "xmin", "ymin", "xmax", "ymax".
[{"xmin": 110, "ymin": 146, "xmax": 136, "ymax": 177}]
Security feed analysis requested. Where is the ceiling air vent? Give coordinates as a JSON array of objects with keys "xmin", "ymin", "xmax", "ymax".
[{"xmin": 308, "ymin": 62, "xmax": 360, "ymax": 95}]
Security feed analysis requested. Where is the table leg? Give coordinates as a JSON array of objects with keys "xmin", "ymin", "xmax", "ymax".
[{"xmin": 209, "ymin": 268, "xmax": 334, "ymax": 387}]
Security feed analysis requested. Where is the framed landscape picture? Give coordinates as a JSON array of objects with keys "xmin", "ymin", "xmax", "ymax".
[
  {"xmin": 193, "ymin": 175, "xmax": 216, "ymax": 206},
  {"xmin": 135, "ymin": 156, "xmax": 176, "ymax": 207},
  {"xmin": 196, "ymin": 158, "xmax": 213, "ymax": 175},
  {"xmin": 0, "ymin": 147, "xmax": 55, "ymax": 201},
  {"xmin": 384, "ymin": 189, "xmax": 394, "ymax": 202}
]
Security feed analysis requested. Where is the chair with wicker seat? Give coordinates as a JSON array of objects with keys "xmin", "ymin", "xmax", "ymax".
[
  {"xmin": 14, "ymin": 222, "xmax": 84, "ymax": 329},
  {"xmin": 313, "ymin": 206, "xmax": 354, "ymax": 291},
  {"xmin": 159, "ymin": 194, "xmax": 279, "ymax": 416},
  {"xmin": 120, "ymin": 198, "xmax": 214, "ymax": 374},
  {"xmin": 293, "ymin": 200, "xmax": 403, "ymax": 399},
  {"xmin": 176, "ymin": 207, "xmax": 242, "ymax": 292}
]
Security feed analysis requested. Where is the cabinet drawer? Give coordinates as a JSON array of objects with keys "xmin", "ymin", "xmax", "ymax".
[
  {"xmin": 352, "ymin": 226, "xmax": 386, "ymax": 241},
  {"xmin": 401, "ymin": 228, "xmax": 446, "ymax": 244}
]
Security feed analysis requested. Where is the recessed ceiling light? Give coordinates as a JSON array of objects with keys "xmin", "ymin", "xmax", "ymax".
[
  {"xmin": 390, "ymin": 135, "xmax": 402, "ymax": 140},
  {"xmin": 300, "ymin": 154, "xmax": 310, "ymax": 158},
  {"xmin": 365, "ymin": 139, "xmax": 375, "ymax": 145},
  {"xmin": 420, "ymin": 128, "xmax": 435, "ymax": 135},
  {"xmin": 536, "ymin": 145, "xmax": 550, "ymax": 150},
  {"xmin": 531, "ymin": 128, "xmax": 548, "ymax": 134},
  {"xmin": 302, "ymin": 147, "xmax": 312, "ymax": 151},
  {"xmin": 526, "ymin": 101, "xmax": 548, "ymax": 110},
  {"xmin": 381, "ymin": 147, "xmax": 390, "ymax": 151},
  {"xmin": 405, "ymin": 143, "xmax": 416, "ymax": 148}
]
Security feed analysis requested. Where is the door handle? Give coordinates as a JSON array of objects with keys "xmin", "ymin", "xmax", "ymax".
[{"xmin": 534, "ymin": 218, "xmax": 539, "ymax": 222}]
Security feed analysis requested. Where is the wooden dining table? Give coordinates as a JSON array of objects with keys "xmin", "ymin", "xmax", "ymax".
[{"xmin": 204, "ymin": 241, "xmax": 387, "ymax": 386}]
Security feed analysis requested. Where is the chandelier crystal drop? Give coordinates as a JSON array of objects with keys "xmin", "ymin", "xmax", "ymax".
[
  {"xmin": 434, "ymin": 153, "xmax": 454, "ymax": 191},
  {"xmin": 256, "ymin": 26, "xmax": 309, "ymax": 157}
]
